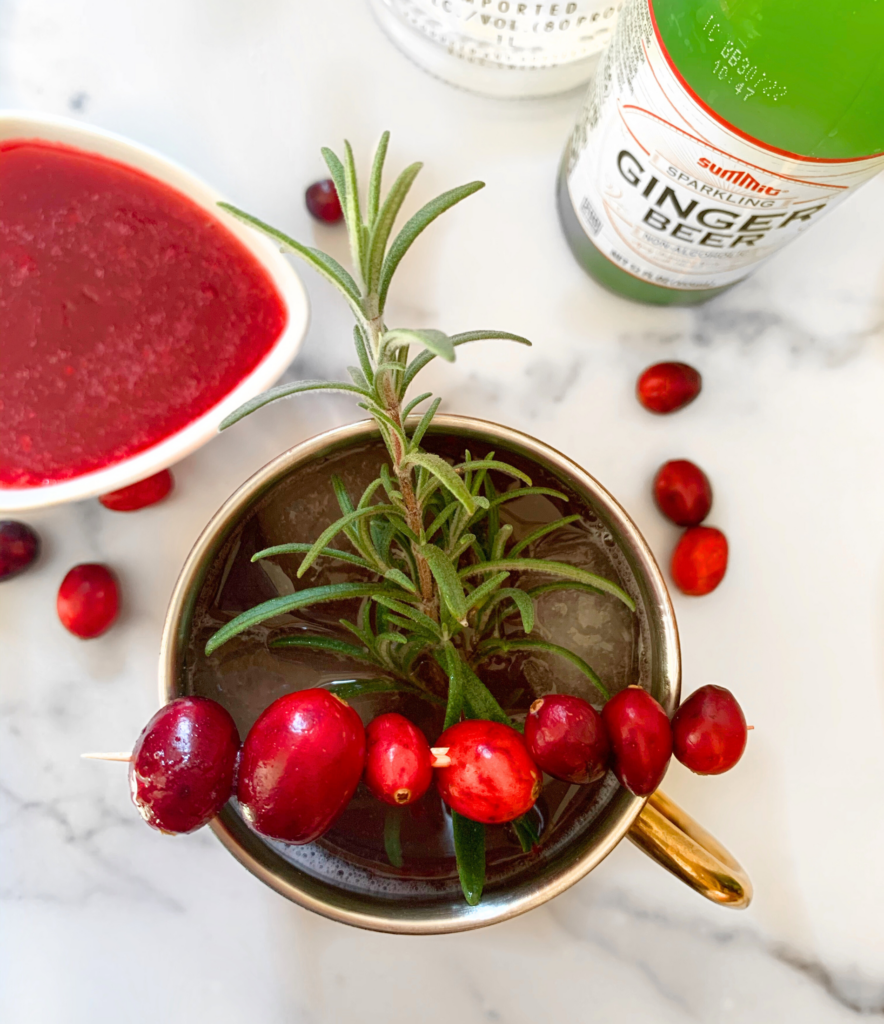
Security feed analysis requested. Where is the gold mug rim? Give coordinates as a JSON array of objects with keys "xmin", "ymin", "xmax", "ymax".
[{"xmin": 158, "ymin": 414, "xmax": 682, "ymax": 933}]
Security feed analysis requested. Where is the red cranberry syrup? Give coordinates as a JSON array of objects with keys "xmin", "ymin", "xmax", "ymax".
[{"xmin": 0, "ymin": 141, "xmax": 287, "ymax": 487}]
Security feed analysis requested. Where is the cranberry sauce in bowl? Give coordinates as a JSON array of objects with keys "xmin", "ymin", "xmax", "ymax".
[{"xmin": 0, "ymin": 114, "xmax": 308, "ymax": 510}]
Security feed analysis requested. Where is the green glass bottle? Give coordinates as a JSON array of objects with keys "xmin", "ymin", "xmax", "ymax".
[{"xmin": 558, "ymin": 0, "xmax": 884, "ymax": 305}]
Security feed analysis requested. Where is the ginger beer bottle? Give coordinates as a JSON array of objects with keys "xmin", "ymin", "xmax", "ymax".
[{"xmin": 558, "ymin": 0, "xmax": 884, "ymax": 305}]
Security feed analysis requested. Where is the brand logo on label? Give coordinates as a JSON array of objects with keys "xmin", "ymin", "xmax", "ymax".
[{"xmin": 697, "ymin": 157, "xmax": 781, "ymax": 196}]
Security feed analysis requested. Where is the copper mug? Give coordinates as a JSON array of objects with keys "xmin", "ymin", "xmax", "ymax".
[{"xmin": 159, "ymin": 415, "xmax": 751, "ymax": 933}]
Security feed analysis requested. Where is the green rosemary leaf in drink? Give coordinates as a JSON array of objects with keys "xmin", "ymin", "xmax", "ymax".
[{"xmin": 452, "ymin": 811, "xmax": 485, "ymax": 907}]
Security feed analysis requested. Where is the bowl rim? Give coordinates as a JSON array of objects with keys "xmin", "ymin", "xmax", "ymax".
[
  {"xmin": 0, "ymin": 109, "xmax": 310, "ymax": 512},
  {"xmin": 159, "ymin": 414, "xmax": 681, "ymax": 933}
]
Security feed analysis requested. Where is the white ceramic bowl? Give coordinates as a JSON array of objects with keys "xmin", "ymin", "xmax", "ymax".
[{"xmin": 0, "ymin": 111, "xmax": 310, "ymax": 512}]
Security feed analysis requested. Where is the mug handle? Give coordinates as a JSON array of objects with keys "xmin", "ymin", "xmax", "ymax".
[{"xmin": 627, "ymin": 790, "xmax": 752, "ymax": 909}]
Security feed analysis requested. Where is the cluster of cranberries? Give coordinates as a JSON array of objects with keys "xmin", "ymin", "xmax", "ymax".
[
  {"xmin": 0, "ymin": 468, "xmax": 173, "ymax": 638},
  {"xmin": 528, "ymin": 685, "xmax": 746, "ymax": 796},
  {"xmin": 637, "ymin": 361, "xmax": 729, "ymax": 597},
  {"xmin": 127, "ymin": 680, "xmax": 747, "ymax": 842}
]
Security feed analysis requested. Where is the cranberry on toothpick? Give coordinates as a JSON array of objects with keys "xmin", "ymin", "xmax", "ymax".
[
  {"xmin": 305, "ymin": 179, "xmax": 343, "ymax": 223},
  {"xmin": 433, "ymin": 720, "xmax": 541, "ymax": 825},
  {"xmin": 637, "ymin": 362, "xmax": 702, "ymax": 414},
  {"xmin": 601, "ymin": 686, "xmax": 672, "ymax": 796},
  {"xmin": 672, "ymin": 685, "xmax": 747, "ymax": 775},
  {"xmin": 524, "ymin": 694, "xmax": 610, "ymax": 785},
  {"xmin": 364, "ymin": 712, "xmax": 433, "ymax": 806},
  {"xmin": 57, "ymin": 563, "xmax": 119, "ymax": 638},
  {"xmin": 671, "ymin": 526, "xmax": 728, "ymax": 596},
  {"xmin": 0, "ymin": 521, "xmax": 40, "ymax": 581},
  {"xmin": 100, "ymin": 469, "xmax": 173, "ymax": 512},
  {"xmin": 653, "ymin": 460, "xmax": 712, "ymax": 527},
  {"xmin": 237, "ymin": 689, "xmax": 365, "ymax": 844},
  {"xmin": 128, "ymin": 697, "xmax": 240, "ymax": 834}
]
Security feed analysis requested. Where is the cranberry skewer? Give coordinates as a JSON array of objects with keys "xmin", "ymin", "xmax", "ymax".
[
  {"xmin": 237, "ymin": 689, "xmax": 366, "ymax": 844},
  {"xmin": 601, "ymin": 686, "xmax": 672, "ymax": 796},
  {"xmin": 672, "ymin": 685, "xmax": 748, "ymax": 775},
  {"xmin": 364, "ymin": 712, "xmax": 433, "ymax": 806},
  {"xmin": 83, "ymin": 696, "xmax": 240, "ymax": 835},
  {"xmin": 524, "ymin": 694, "xmax": 610, "ymax": 784},
  {"xmin": 433, "ymin": 720, "xmax": 541, "ymax": 825}
]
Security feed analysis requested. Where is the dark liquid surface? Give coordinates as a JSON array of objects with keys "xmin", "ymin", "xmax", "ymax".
[{"xmin": 184, "ymin": 433, "xmax": 649, "ymax": 898}]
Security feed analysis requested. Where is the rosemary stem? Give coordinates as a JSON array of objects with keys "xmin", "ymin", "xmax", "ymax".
[
  {"xmin": 365, "ymin": 294, "xmax": 436, "ymax": 619},
  {"xmin": 380, "ymin": 373, "xmax": 437, "ymax": 616}
]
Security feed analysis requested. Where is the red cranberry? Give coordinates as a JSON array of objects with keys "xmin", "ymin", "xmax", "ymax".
[
  {"xmin": 434, "ymin": 720, "xmax": 541, "ymax": 825},
  {"xmin": 305, "ymin": 179, "xmax": 343, "ymax": 223},
  {"xmin": 0, "ymin": 520, "xmax": 40, "ymax": 581},
  {"xmin": 653, "ymin": 460, "xmax": 712, "ymax": 527},
  {"xmin": 364, "ymin": 712, "xmax": 433, "ymax": 806},
  {"xmin": 637, "ymin": 362, "xmax": 702, "ymax": 414},
  {"xmin": 671, "ymin": 526, "xmax": 728, "ymax": 596},
  {"xmin": 57, "ymin": 563, "xmax": 119, "ymax": 638},
  {"xmin": 129, "ymin": 697, "xmax": 240, "ymax": 834},
  {"xmin": 601, "ymin": 687, "xmax": 672, "ymax": 796},
  {"xmin": 524, "ymin": 694, "xmax": 609, "ymax": 784},
  {"xmin": 672, "ymin": 685, "xmax": 747, "ymax": 775},
  {"xmin": 99, "ymin": 469, "xmax": 173, "ymax": 511},
  {"xmin": 237, "ymin": 689, "xmax": 365, "ymax": 844}
]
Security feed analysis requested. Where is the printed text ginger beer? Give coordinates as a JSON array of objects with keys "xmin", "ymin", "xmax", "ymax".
[{"xmin": 558, "ymin": 0, "xmax": 884, "ymax": 305}]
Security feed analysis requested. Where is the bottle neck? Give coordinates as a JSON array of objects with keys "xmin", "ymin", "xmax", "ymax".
[{"xmin": 651, "ymin": 0, "xmax": 884, "ymax": 160}]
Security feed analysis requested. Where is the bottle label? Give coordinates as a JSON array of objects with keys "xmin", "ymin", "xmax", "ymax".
[
  {"xmin": 383, "ymin": 0, "xmax": 621, "ymax": 68},
  {"xmin": 565, "ymin": 0, "xmax": 884, "ymax": 290}
]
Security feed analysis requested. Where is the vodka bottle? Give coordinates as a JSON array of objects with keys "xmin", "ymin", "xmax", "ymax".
[
  {"xmin": 369, "ymin": 0, "xmax": 623, "ymax": 97},
  {"xmin": 558, "ymin": 0, "xmax": 884, "ymax": 304}
]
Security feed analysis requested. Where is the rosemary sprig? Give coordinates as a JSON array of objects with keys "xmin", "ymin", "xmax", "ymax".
[{"xmin": 207, "ymin": 135, "xmax": 635, "ymax": 905}]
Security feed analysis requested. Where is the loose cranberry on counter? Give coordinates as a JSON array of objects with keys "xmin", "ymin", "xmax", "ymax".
[
  {"xmin": 601, "ymin": 686, "xmax": 672, "ymax": 796},
  {"xmin": 364, "ymin": 713, "xmax": 433, "ymax": 806},
  {"xmin": 305, "ymin": 179, "xmax": 343, "ymax": 223},
  {"xmin": 524, "ymin": 694, "xmax": 609, "ymax": 785},
  {"xmin": 653, "ymin": 460, "xmax": 712, "ymax": 527},
  {"xmin": 237, "ymin": 689, "xmax": 365, "ymax": 844},
  {"xmin": 434, "ymin": 720, "xmax": 541, "ymax": 825},
  {"xmin": 0, "ymin": 521, "xmax": 40, "ymax": 581},
  {"xmin": 99, "ymin": 469, "xmax": 174, "ymax": 512},
  {"xmin": 672, "ymin": 685, "xmax": 747, "ymax": 775},
  {"xmin": 637, "ymin": 362, "xmax": 702, "ymax": 414},
  {"xmin": 57, "ymin": 564, "xmax": 119, "ymax": 638},
  {"xmin": 671, "ymin": 526, "xmax": 728, "ymax": 596},
  {"xmin": 129, "ymin": 697, "xmax": 240, "ymax": 834}
]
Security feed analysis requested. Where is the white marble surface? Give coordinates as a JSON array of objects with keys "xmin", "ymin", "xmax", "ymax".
[{"xmin": 3, "ymin": 1, "xmax": 884, "ymax": 1020}]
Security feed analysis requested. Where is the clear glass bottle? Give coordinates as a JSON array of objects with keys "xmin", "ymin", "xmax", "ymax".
[{"xmin": 369, "ymin": 0, "xmax": 623, "ymax": 98}]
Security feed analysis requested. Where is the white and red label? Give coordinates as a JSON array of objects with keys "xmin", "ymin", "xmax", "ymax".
[{"xmin": 565, "ymin": 0, "xmax": 884, "ymax": 290}]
